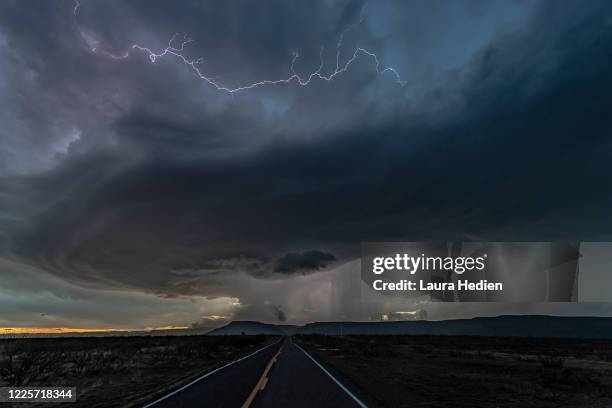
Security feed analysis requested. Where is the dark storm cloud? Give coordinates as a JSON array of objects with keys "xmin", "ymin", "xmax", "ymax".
[
  {"xmin": 1, "ymin": 0, "xmax": 612, "ymax": 312},
  {"xmin": 165, "ymin": 250, "xmax": 337, "ymax": 292},
  {"xmin": 273, "ymin": 251, "xmax": 336, "ymax": 275}
]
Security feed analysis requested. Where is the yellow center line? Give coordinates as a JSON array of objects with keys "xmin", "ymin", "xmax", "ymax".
[{"xmin": 241, "ymin": 346, "xmax": 282, "ymax": 408}]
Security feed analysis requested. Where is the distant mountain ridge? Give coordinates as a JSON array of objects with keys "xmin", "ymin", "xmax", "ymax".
[
  {"xmin": 207, "ymin": 321, "xmax": 297, "ymax": 336},
  {"xmin": 208, "ymin": 316, "xmax": 612, "ymax": 339},
  {"xmin": 5, "ymin": 316, "xmax": 611, "ymax": 339}
]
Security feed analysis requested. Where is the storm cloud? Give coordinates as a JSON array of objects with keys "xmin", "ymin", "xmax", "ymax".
[{"xmin": 1, "ymin": 0, "xmax": 612, "ymax": 327}]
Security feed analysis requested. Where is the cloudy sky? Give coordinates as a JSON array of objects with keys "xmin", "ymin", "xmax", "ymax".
[{"xmin": 1, "ymin": 0, "xmax": 612, "ymax": 330}]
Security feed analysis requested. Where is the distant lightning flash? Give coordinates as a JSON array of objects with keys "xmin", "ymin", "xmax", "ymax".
[{"xmin": 73, "ymin": 1, "xmax": 405, "ymax": 93}]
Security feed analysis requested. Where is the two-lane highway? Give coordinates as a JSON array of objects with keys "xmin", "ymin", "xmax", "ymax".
[
  {"xmin": 144, "ymin": 340, "xmax": 282, "ymax": 408},
  {"xmin": 144, "ymin": 337, "xmax": 366, "ymax": 408},
  {"xmin": 249, "ymin": 338, "xmax": 365, "ymax": 408}
]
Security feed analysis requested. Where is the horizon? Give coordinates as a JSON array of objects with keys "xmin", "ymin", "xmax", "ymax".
[{"xmin": 5, "ymin": 313, "xmax": 612, "ymax": 337}]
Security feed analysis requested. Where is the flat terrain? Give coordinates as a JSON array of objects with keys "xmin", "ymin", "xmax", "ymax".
[
  {"xmin": 3, "ymin": 334, "xmax": 612, "ymax": 407},
  {"xmin": 0, "ymin": 335, "xmax": 275, "ymax": 407},
  {"xmin": 295, "ymin": 335, "xmax": 612, "ymax": 408}
]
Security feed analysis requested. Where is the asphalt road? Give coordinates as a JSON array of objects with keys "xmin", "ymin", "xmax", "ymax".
[
  {"xmin": 250, "ymin": 338, "xmax": 364, "ymax": 408},
  {"xmin": 144, "ymin": 337, "xmax": 366, "ymax": 408}
]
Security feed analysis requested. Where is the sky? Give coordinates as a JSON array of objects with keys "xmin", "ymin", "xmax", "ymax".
[{"xmin": 1, "ymin": 0, "xmax": 612, "ymax": 330}]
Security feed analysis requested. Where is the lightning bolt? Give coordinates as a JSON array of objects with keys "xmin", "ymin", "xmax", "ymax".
[{"xmin": 73, "ymin": 1, "xmax": 405, "ymax": 93}]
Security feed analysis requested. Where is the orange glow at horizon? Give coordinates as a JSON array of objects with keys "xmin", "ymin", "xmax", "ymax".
[{"xmin": 0, "ymin": 326, "xmax": 190, "ymax": 335}]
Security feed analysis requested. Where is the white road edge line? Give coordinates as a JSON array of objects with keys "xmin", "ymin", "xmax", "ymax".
[
  {"xmin": 143, "ymin": 339, "xmax": 281, "ymax": 407},
  {"xmin": 294, "ymin": 341, "xmax": 368, "ymax": 408}
]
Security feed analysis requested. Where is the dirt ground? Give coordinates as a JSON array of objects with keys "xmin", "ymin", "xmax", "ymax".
[
  {"xmin": 295, "ymin": 335, "xmax": 612, "ymax": 408},
  {"xmin": 0, "ymin": 335, "xmax": 275, "ymax": 407}
]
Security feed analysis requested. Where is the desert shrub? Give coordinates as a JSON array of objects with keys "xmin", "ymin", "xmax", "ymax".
[
  {"xmin": 539, "ymin": 355, "xmax": 565, "ymax": 369},
  {"xmin": 0, "ymin": 341, "xmax": 59, "ymax": 386}
]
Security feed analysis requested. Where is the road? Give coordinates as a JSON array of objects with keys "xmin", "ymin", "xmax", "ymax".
[{"xmin": 144, "ymin": 337, "xmax": 366, "ymax": 408}]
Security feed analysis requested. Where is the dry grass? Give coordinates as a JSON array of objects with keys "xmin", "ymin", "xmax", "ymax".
[
  {"xmin": 295, "ymin": 335, "xmax": 612, "ymax": 408},
  {"xmin": 0, "ymin": 335, "xmax": 275, "ymax": 407}
]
